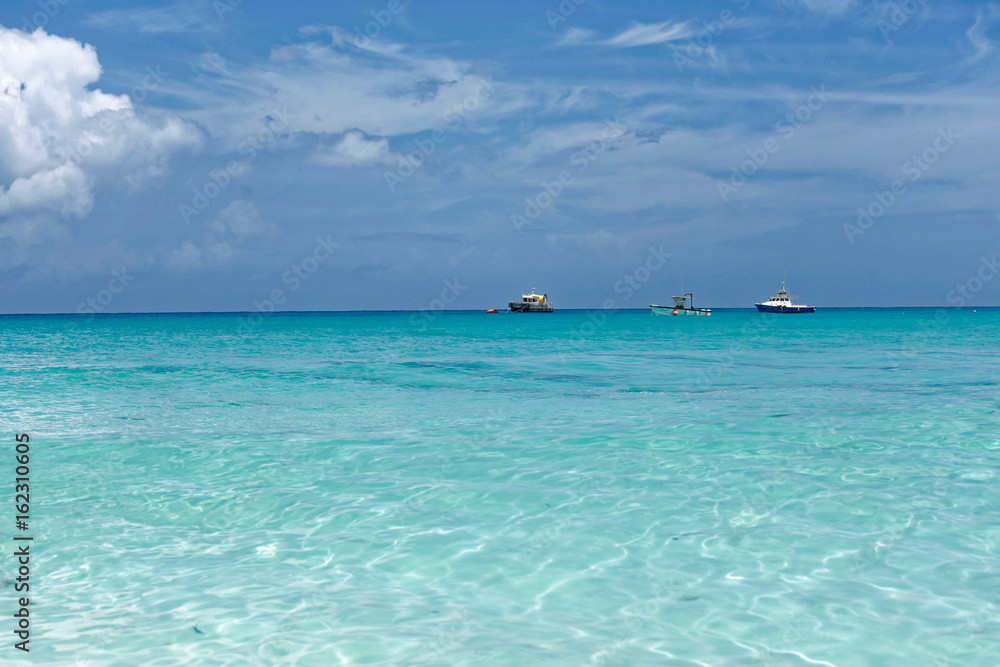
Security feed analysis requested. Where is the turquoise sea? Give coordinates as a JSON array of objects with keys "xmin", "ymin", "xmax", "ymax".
[{"xmin": 3, "ymin": 309, "xmax": 1000, "ymax": 666}]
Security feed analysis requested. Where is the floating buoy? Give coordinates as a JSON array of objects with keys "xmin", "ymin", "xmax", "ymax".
[
  {"xmin": 487, "ymin": 308, "xmax": 498, "ymax": 313},
  {"xmin": 672, "ymin": 310, "xmax": 678, "ymax": 316}
]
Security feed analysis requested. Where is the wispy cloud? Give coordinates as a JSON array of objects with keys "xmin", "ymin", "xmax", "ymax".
[
  {"xmin": 605, "ymin": 21, "xmax": 694, "ymax": 48},
  {"xmin": 794, "ymin": 0, "xmax": 858, "ymax": 16},
  {"xmin": 86, "ymin": 2, "xmax": 216, "ymax": 33},
  {"xmin": 161, "ymin": 33, "xmax": 523, "ymax": 146},
  {"xmin": 351, "ymin": 231, "xmax": 462, "ymax": 244},
  {"xmin": 966, "ymin": 5, "xmax": 1000, "ymax": 64},
  {"xmin": 555, "ymin": 27, "xmax": 595, "ymax": 47}
]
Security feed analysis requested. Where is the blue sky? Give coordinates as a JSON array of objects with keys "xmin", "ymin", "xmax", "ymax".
[{"xmin": 1, "ymin": 0, "xmax": 998, "ymax": 312}]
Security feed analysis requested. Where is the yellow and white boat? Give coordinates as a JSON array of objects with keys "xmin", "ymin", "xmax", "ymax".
[{"xmin": 508, "ymin": 287, "xmax": 553, "ymax": 313}]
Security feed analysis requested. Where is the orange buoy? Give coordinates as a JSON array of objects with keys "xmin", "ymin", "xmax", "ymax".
[{"xmin": 672, "ymin": 310, "xmax": 678, "ymax": 316}]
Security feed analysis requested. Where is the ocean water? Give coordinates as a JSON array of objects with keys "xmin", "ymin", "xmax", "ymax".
[{"xmin": 3, "ymin": 309, "xmax": 999, "ymax": 666}]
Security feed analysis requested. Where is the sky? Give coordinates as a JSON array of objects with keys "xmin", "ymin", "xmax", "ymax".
[{"xmin": 1, "ymin": 0, "xmax": 999, "ymax": 312}]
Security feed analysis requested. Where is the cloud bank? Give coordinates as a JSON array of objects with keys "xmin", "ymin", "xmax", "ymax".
[{"xmin": 0, "ymin": 24, "xmax": 201, "ymax": 250}]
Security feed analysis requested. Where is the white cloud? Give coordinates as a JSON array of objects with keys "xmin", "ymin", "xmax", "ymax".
[
  {"xmin": 168, "ymin": 239, "xmax": 205, "ymax": 269},
  {"xmin": 556, "ymin": 27, "xmax": 596, "ymax": 47},
  {"xmin": 85, "ymin": 3, "xmax": 215, "ymax": 33},
  {"xmin": 795, "ymin": 0, "xmax": 857, "ymax": 15},
  {"xmin": 966, "ymin": 6, "xmax": 1000, "ymax": 64},
  {"xmin": 499, "ymin": 120, "xmax": 631, "ymax": 168},
  {"xmin": 308, "ymin": 130, "xmax": 395, "ymax": 168},
  {"xmin": 207, "ymin": 200, "xmax": 275, "ymax": 237},
  {"xmin": 164, "ymin": 33, "xmax": 524, "ymax": 148},
  {"xmin": 170, "ymin": 200, "xmax": 273, "ymax": 269},
  {"xmin": 580, "ymin": 229, "xmax": 631, "ymax": 251},
  {"xmin": 168, "ymin": 236, "xmax": 235, "ymax": 269},
  {"xmin": 0, "ymin": 164, "xmax": 91, "ymax": 218},
  {"xmin": 605, "ymin": 22, "xmax": 694, "ymax": 48},
  {"xmin": 0, "ymin": 24, "xmax": 202, "ymax": 246}
]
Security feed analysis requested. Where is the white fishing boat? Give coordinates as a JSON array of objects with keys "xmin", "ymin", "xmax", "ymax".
[
  {"xmin": 650, "ymin": 294, "xmax": 711, "ymax": 317},
  {"xmin": 755, "ymin": 281, "xmax": 815, "ymax": 313}
]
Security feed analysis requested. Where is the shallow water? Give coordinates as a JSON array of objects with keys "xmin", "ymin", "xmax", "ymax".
[{"xmin": 3, "ymin": 309, "xmax": 999, "ymax": 665}]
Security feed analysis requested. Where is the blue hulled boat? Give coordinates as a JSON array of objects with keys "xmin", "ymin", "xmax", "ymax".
[{"xmin": 755, "ymin": 282, "xmax": 815, "ymax": 313}]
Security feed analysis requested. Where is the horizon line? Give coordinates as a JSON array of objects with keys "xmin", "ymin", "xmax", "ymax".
[{"xmin": 1, "ymin": 306, "xmax": 995, "ymax": 316}]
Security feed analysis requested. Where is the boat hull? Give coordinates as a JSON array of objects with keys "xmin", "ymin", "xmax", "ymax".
[
  {"xmin": 508, "ymin": 302, "xmax": 553, "ymax": 313},
  {"xmin": 651, "ymin": 305, "xmax": 711, "ymax": 316},
  {"xmin": 755, "ymin": 304, "xmax": 815, "ymax": 313}
]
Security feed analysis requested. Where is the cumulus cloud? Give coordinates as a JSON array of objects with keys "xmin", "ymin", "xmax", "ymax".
[
  {"xmin": 308, "ymin": 130, "xmax": 395, "ymax": 168},
  {"xmin": 168, "ymin": 239, "xmax": 206, "ymax": 269},
  {"xmin": 170, "ymin": 200, "xmax": 274, "ymax": 269},
  {"xmin": 0, "ymin": 24, "xmax": 201, "ymax": 247},
  {"xmin": 206, "ymin": 199, "xmax": 276, "ymax": 237},
  {"xmin": 0, "ymin": 164, "xmax": 91, "ymax": 218}
]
